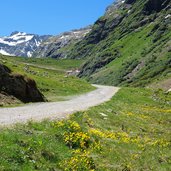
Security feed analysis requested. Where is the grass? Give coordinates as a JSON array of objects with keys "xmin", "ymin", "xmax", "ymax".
[
  {"xmin": 0, "ymin": 55, "xmax": 95, "ymax": 102},
  {"xmin": 9, "ymin": 57, "xmax": 85, "ymax": 71},
  {"xmin": 0, "ymin": 87, "xmax": 170, "ymax": 170},
  {"xmin": 87, "ymin": 23, "xmax": 171, "ymax": 87},
  {"xmin": 68, "ymin": 0, "xmax": 171, "ymax": 88}
]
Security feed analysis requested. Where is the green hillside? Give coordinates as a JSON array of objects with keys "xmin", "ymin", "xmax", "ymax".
[
  {"xmin": 0, "ymin": 55, "xmax": 94, "ymax": 105},
  {"xmin": 67, "ymin": 0, "xmax": 171, "ymax": 89}
]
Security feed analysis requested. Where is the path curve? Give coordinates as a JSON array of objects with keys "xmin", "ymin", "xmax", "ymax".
[{"xmin": 0, "ymin": 85, "xmax": 119, "ymax": 126}]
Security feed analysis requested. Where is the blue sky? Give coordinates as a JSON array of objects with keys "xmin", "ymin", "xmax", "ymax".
[{"xmin": 0, "ymin": 0, "xmax": 114, "ymax": 36}]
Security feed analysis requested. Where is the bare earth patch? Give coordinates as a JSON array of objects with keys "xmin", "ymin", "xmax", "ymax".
[{"xmin": 0, "ymin": 93, "xmax": 21, "ymax": 106}]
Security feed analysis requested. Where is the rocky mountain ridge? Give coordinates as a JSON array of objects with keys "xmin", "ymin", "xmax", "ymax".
[
  {"xmin": 0, "ymin": 26, "xmax": 91, "ymax": 58},
  {"xmin": 0, "ymin": 31, "xmax": 50, "ymax": 57},
  {"xmin": 33, "ymin": 26, "xmax": 91, "ymax": 58}
]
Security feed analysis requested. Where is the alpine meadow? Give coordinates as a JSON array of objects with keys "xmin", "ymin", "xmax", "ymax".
[{"xmin": 0, "ymin": 0, "xmax": 171, "ymax": 170}]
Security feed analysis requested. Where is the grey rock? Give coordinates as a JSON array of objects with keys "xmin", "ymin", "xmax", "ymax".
[
  {"xmin": 0, "ymin": 32, "xmax": 51, "ymax": 57},
  {"xmin": 33, "ymin": 27, "xmax": 91, "ymax": 58}
]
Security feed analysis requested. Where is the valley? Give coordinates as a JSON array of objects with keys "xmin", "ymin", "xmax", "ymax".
[
  {"xmin": 0, "ymin": 54, "xmax": 94, "ymax": 106},
  {"xmin": 0, "ymin": 0, "xmax": 171, "ymax": 170}
]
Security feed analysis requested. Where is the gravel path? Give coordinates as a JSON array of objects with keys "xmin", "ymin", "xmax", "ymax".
[{"xmin": 0, "ymin": 85, "xmax": 119, "ymax": 126}]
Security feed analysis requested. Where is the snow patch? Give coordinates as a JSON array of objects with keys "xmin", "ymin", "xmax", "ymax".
[
  {"xmin": 128, "ymin": 10, "xmax": 131, "ymax": 14},
  {"xmin": 59, "ymin": 35, "xmax": 70, "ymax": 39},
  {"xmin": 35, "ymin": 39, "xmax": 41, "ymax": 46},
  {"xmin": 10, "ymin": 32, "xmax": 27, "ymax": 39},
  {"xmin": 27, "ymin": 51, "xmax": 32, "ymax": 57},
  {"xmin": 25, "ymin": 35, "xmax": 34, "ymax": 41},
  {"xmin": 0, "ymin": 49, "xmax": 14, "ymax": 56},
  {"xmin": 0, "ymin": 34, "xmax": 34, "ymax": 46},
  {"xmin": 11, "ymin": 35, "xmax": 33, "ymax": 41},
  {"xmin": 165, "ymin": 14, "xmax": 171, "ymax": 19}
]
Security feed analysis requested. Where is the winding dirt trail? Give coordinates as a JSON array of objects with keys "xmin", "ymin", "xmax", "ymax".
[{"xmin": 0, "ymin": 85, "xmax": 119, "ymax": 126}]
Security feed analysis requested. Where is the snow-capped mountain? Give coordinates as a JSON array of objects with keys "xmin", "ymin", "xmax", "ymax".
[{"xmin": 0, "ymin": 31, "xmax": 51, "ymax": 57}]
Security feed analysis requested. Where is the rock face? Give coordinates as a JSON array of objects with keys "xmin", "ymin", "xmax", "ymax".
[
  {"xmin": 125, "ymin": 0, "xmax": 136, "ymax": 4},
  {"xmin": 0, "ymin": 31, "xmax": 51, "ymax": 57},
  {"xmin": 144, "ymin": 0, "xmax": 170, "ymax": 13},
  {"xmin": 0, "ymin": 64, "xmax": 45, "ymax": 103},
  {"xmin": 0, "ymin": 92, "xmax": 21, "ymax": 106},
  {"xmin": 33, "ymin": 27, "xmax": 91, "ymax": 59}
]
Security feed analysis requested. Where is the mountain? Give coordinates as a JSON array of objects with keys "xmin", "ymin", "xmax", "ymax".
[
  {"xmin": 0, "ymin": 0, "xmax": 170, "ymax": 89},
  {"xmin": 33, "ymin": 26, "xmax": 91, "ymax": 58},
  {"xmin": 0, "ymin": 31, "xmax": 50, "ymax": 57},
  {"xmin": 0, "ymin": 27, "xmax": 91, "ymax": 58},
  {"xmin": 65, "ymin": 0, "xmax": 171, "ymax": 88}
]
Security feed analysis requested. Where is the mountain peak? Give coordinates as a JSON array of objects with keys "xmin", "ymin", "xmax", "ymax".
[
  {"xmin": 10, "ymin": 31, "xmax": 27, "ymax": 37},
  {"xmin": 10, "ymin": 31, "xmax": 21, "ymax": 36},
  {"xmin": 0, "ymin": 32, "xmax": 51, "ymax": 57}
]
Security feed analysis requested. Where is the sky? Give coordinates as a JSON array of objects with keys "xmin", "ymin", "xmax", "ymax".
[{"xmin": 0, "ymin": 0, "xmax": 114, "ymax": 36}]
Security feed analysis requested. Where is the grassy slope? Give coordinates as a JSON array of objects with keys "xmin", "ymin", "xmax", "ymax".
[
  {"xmin": 0, "ymin": 55, "xmax": 94, "ymax": 102},
  {"xmin": 90, "ymin": 23, "xmax": 171, "ymax": 87},
  {"xmin": 68, "ymin": 0, "xmax": 171, "ymax": 89},
  {"xmin": 0, "ymin": 88, "xmax": 170, "ymax": 170},
  {"xmin": 12, "ymin": 57, "xmax": 85, "ymax": 71}
]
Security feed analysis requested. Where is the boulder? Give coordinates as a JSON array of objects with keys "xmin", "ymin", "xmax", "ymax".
[{"xmin": 0, "ymin": 64, "xmax": 45, "ymax": 103}]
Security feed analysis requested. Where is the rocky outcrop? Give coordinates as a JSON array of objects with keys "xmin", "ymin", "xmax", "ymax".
[
  {"xmin": 125, "ymin": 0, "xmax": 136, "ymax": 4},
  {"xmin": 85, "ymin": 15, "xmax": 124, "ymax": 45},
  {"xmin": 144, "ymin": 0, "xmax": 170, "ymax": 14},
  {"xmin": 0, "ymin": 64, "xmax": 45, "ymax": 103},
  {"xmin": 0, "ymin": 92, "xmax": 21, "ymax": 106},
  {"xmin": 33, "ymin": 27, "xmax": 91, "ymax": 58}
]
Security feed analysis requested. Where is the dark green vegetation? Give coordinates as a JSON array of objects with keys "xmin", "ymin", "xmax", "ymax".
[
  {"xmin": 0, "ymin": 54, "xmax": 94, "ymax": 104},
  {"xmin": 0, "ymin": 88, "xmax": 170, "ymax": 170},
  {"xmin": 66, "ymin": 0, "xmax": 171, "ymax": 89}
]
